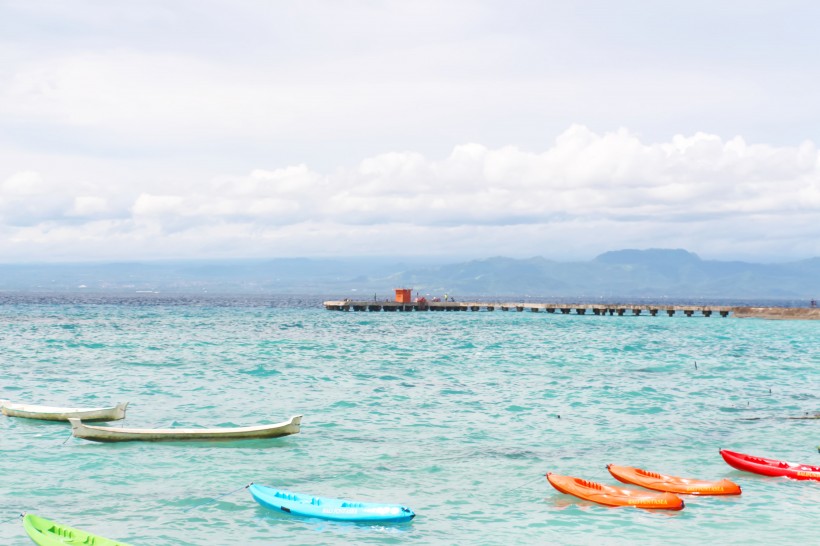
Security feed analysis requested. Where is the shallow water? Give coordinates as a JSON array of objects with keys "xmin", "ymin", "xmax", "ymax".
[{"xmin": 1, "ymin": 298, "xmax": 818, "ymax": 545}]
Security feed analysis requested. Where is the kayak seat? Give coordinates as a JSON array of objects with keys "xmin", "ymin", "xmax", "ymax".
[
  {"xmin": 310, "ymin": 498, "xmax": 322, "ymax": 505},
  {"xmin": 576, "ymin": 478, "xmax": 602, "ymax": 490},
  {"xmin": 635, "ymin": 469, "xmax": 662, "ymax": 479},
  {"xmin": 274, "ymin": 492, "xmax": 300, "ymax": 501},
  {"xmin": 51, "ymin": 525, "xmax": 75, "ymax": 539}
]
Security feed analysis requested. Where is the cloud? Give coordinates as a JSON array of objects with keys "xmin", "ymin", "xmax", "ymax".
[
  {"xmin": 4, "ymin": 1, "xmax": 819, "ymax": 165},
  {"xmin": 0, "ymin": 125, "xmax": 818, "ymax": 261},
  {"xmin": 1, "ymin": 170, "xmax": 46, "ymax": 195},
  {"xmin": 68, "ymin": 196, "xmax": 110, "ymax": 217}
]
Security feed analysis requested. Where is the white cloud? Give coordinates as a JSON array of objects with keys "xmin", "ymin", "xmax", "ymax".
[
  {"xmin": 68, "ymin": 196, "xmax": 109, "ymax": 217},
  {"xmin": 2, "ymin": 2, "xmax": 820, "ymax": 261},
  {"xmin": 3, "ymin": 2, "xmax": 818, "ymax": 165},
  {"xmin": 132, "ymin": 194, "xmax": 185, "ymax": 217},
  {"xmin": 1, "ymin": 170, "xmax": 45, "ymax": 195},
  {"xmin": 1, "ymin": 126, "xmax": 818, "ymax": 261}
]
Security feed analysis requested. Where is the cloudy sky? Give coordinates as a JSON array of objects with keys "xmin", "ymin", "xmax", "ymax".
[{"xmin": 1, "ymin": 1, "xmax": 819, "ymax": 263}]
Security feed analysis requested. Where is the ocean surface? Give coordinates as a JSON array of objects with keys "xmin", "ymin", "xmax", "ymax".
[{"xmin": 0, "ymin": 294, "xmax": 818, "ymax": 545}]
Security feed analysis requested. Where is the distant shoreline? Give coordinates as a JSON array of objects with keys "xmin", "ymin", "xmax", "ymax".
[{"xmin": 731, "ymin": 307, "xmax": 820, "ymax": 320}]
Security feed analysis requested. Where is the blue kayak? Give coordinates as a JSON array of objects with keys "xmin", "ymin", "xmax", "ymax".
[{"xmin": 248, "ymin": 484, "xmax": 415, "ymax": 523}]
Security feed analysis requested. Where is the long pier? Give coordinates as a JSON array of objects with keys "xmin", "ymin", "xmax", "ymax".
[
  {"xmin": 323, "ymin": 301, "xmax": 733, "ymax": 317},
  {"xmin": 323, "ymin": 301, "xmax": 820, "ymax": 319}
]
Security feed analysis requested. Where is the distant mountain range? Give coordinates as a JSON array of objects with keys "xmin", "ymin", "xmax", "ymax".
[{"xmin": 0, "ymin": 249, "xmax": 818, "ymax": 302}]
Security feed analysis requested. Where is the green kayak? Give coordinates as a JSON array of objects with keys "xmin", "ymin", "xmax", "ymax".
[{"xmin": 23, "ymin": 514, "xmax": 131, "ymax": 546}]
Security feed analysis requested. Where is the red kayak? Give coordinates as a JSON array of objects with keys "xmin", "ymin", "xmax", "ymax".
[
  {"xmin": 720, "ymin": 449, "xmax": 820, "ymax": 481},
  {"xmin": 546, "ymin": 473, "xmax": 684, "ymax": 510},
  {"xmin": 607, "ymin": 464, "xmax": 741, "ymax": 495}
]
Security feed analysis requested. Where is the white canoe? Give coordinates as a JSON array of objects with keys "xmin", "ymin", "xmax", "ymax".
[
  {"xmin": 0, "ymin": 400, "xmax": 128, "ymax": 422},
  {"xmin": 69, "ymin": 414, "xmax": 302, "ymax": 442}
]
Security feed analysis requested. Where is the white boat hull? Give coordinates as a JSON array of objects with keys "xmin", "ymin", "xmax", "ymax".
[
  {"xmin": 69, "ymin": 414, "xmax": 302, "ymax": 442},
  {"xmin": 0, "ymin": 400, "xmax": 128, "ymax": 422}
]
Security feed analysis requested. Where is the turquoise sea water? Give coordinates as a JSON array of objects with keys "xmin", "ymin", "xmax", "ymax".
[{"xmin": 0, "ymin": 296, "xmax": 818, "ymax": 545}]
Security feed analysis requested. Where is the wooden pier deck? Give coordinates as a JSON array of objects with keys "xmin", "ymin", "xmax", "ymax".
[{"xmin": 323, "ymin": 301, "xmax": 734, "ymax": 317}]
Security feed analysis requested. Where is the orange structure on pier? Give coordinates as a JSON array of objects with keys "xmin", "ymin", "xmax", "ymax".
[{"xmin": 394, "ymin": 288, "xmax": 413, "ymax": 303}]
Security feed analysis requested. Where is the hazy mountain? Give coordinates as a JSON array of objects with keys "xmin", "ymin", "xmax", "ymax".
[{"xmin": 0, "ymin": 249, "xmax": 818, "ymax": 301}]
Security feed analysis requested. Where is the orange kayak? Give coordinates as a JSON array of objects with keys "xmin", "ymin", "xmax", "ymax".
[
  {"xmin": 607, "ymin": 464, "xmax": 741, "ymax": 495},
  {"xmin": 546, "ymin": 473, "xmax": 684, "ymax": 510}
]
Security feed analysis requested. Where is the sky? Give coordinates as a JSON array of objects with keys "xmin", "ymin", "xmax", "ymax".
[{"xmin": 1, "ymin": 0, "xmax": 819, "ymax": 263}]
